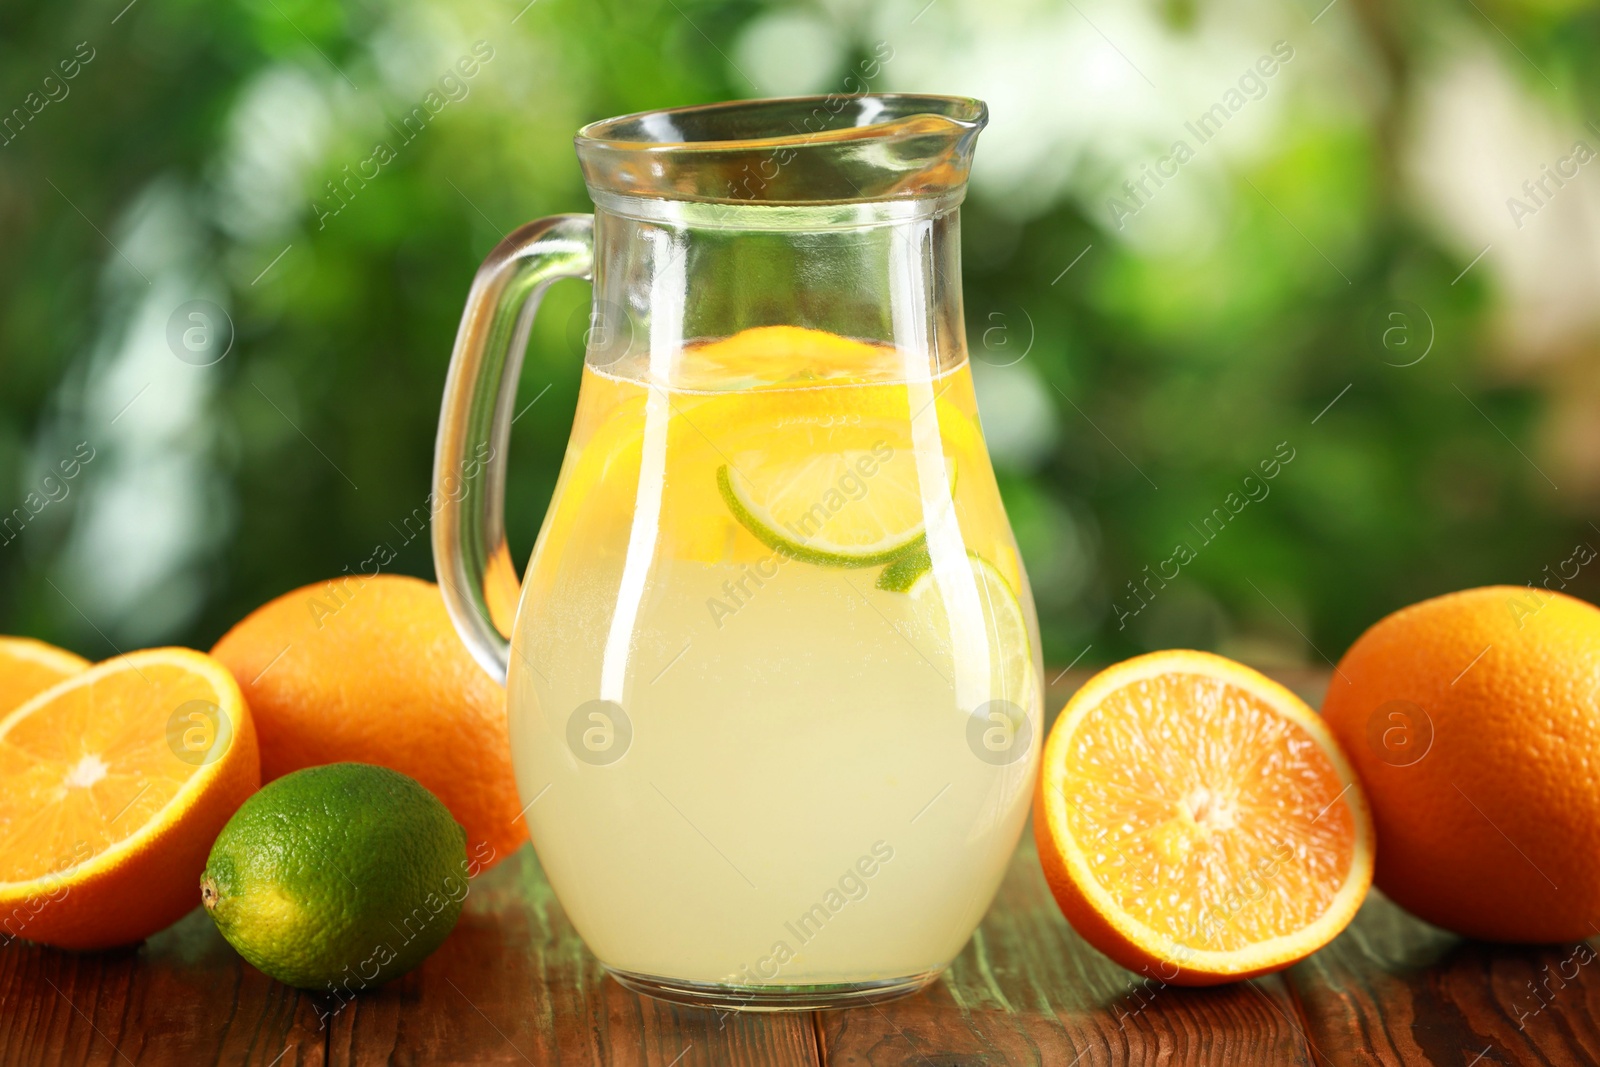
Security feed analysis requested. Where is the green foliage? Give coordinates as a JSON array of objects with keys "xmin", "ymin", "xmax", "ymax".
[{"xmin": 0, "ymin": 0, "xmax": 1594, "ymax": 669}]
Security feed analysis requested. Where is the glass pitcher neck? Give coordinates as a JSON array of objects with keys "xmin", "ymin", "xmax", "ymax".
[
  {"xmin": 575, "ymin": 94, "xmax": 986, "ymax": 384},
  {"xmin": 586, "ymin": 197, "xmax": 969, "ymax": 383}
]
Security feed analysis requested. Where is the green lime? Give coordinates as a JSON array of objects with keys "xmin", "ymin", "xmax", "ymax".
[
  {"xmin": 200, "ymin": 762, "xmax": 469, "ymax": 991},
  {"xmin": 717, "ymin": 452, "xmax": 955, "ymax": 568}
]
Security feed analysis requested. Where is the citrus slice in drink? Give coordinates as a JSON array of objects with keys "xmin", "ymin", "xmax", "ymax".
[
  {"xmin": 1034, "ymin": 650, "xmax": 1372, "ymax": 984},
  {"xmin": 0, "ymin": 648, "xmax": 260, "ymax": 948},
  {"xmin": 0, "ymin": 636, "xmax": 88, "ymax": 713},
  {"xmin": 717, "ymin": 447, "xmax": 956, "ymax": 567},
  {"xmin": 909, "ymin": 552, "xmax": 1035, "ymax": 704},
  {"xmin": 682, "ymin": 325, "xmax": 901, "ymax": 388}
]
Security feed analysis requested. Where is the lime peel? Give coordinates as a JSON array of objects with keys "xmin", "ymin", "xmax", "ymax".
[
  {"xmin": 716, "ymin": 441, "xmax": 960, "ymax": 568},
  {"xmin": 876, "ymin": 545, "xmax": 933, "ymax": 591},
  {"xmin": 718, "ymin": 462, "xmax": 937, "ymax": 568},
  {"xmin": 201, "ymin": 762, "xmax": 469, "ymax": 992},
  {"xmin": 896, "ymin": 552, "xmax": 1035, "ymax": 707}
]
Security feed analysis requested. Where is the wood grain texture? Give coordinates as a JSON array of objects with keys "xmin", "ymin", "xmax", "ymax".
[
  {"xmin": 1283, "ymin": 889, "xmax": 1600, "ymax": 1067},
  {"xmin": 818, "ymin": 834, "xmax": 1315, "ymax": 1067},
  {"xmin": 2, "ymin": 669, "xmax": 1598, "ymax": 1066},
  {"xmin": 325, "ymin": 846, "xmax": 819, "ymax": 1067},
  {"xmin": 0, "ymin": 907, "xmax": 325, "ymax": 1066}
]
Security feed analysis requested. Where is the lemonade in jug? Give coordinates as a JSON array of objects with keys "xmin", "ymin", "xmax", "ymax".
[{"xmin": 433, "ymin": 95, "xmax": 1042, "ymax": 1009}]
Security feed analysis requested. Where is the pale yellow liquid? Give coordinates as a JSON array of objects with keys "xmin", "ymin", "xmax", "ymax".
[{"xmin": 508, "ymin": 333, "xmax": 1041, "ymax": 986}]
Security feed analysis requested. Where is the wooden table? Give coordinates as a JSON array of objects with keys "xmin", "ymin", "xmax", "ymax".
[{"xmin": 4, "ymin": 671, "xmax": 1596, "ymax": 1066}]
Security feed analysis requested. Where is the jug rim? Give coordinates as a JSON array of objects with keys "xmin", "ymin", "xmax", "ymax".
[
  {"xmin": 574, "ymin": 94, "xmax": 988, "ymax": 206},
  {"xmin": 575, "ymin": 94, "xmax": 987, "ymax": 151}
]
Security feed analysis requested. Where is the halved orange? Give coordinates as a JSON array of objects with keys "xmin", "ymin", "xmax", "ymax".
[
  {"xmin": 0, "ymin": 648, "xmax": 259, "ymax": 948},
  {"xmin": 1034, "ymin": 650, "xmax": 1372, "ymax": 985},
  {"xmin": 0, "ymin": 636, "xmax": 88, "ymax": 713}
]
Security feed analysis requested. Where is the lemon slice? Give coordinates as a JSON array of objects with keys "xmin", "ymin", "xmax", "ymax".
[{"xmin": 716, "ymin": 431, "xmax": 960, "ymax": 568}]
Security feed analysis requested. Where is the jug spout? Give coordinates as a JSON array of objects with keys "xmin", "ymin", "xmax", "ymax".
[{"xmin": 575, "ymin": 94, "xmax": 987, "ymax": 206}]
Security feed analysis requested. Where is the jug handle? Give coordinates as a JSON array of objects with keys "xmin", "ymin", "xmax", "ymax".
[{"xmin": 432, "ymin": 214, "xmax": 594, "ymax": 684}]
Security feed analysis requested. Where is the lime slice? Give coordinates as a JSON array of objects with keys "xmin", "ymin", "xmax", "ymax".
[
  {"xmin": 904, "ymin": 553, "xmax": 1035, "ymax": 705},
  {"xmin": 876, "ymin": 545, "xmax": 932, "ymax": 592},
  {"xmin": 718, "ymin": 450, "xmax": 954, "ymax": 566}
]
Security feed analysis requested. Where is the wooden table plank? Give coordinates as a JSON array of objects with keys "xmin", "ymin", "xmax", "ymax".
[
  {"xmin": 1283, "ymin": 889, "xmax": 1600, "ymax": 1066},
  {"xmin": 819, "ymin": 833, "xmax": 1315, "ymax": 1066},
  {"xmin": 0, "ymin": 910, "xmax": 325, "ymax": 1066},
  {"xmin": 326, "ymin": 845, "xmax": 818, "ymax": 1067}
]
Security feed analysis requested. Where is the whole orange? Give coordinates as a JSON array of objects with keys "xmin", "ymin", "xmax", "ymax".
[
  {"xmin": 211, "ymin": 575, "xmax": 522, "ymax": 870},
  {"xmin": 1322, "ymin": 585, "xmax": 1600, "ymax": 942}
]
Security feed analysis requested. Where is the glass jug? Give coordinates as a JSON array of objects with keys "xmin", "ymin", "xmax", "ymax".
[{"xmin": 433, "ymin": 95, "xmax": 1042, "ymax": 1010}]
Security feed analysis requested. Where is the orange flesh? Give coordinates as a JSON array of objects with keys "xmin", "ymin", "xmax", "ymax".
[
  {"xmin": 0, "ymin": 663, "xmax": 223, "ymax": 880},
  {"xmin": 1059, "ymin": 672, "xmax": 1356, "ymax": 952},
  {"xmin": 0, "ymin": 641, "xmax": 85, "ymax": 718},
  {"xmin": 0, "ymin": 664, "xmax": 75, "ymax": 715}
]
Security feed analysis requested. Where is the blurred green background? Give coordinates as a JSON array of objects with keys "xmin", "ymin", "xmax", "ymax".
[{"xmin": 3, "ymin": 0, "xmax": 1598, "ymax": 670}]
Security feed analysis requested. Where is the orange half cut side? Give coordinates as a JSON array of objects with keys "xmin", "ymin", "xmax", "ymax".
[
  {"xmin": 1034, "ymin": 650, "xmax": 1373, "ymax": 984},
  {"xmin": 0, "ymin": 648, "xmax": 259, "ymax": 948},
  {"xmin": 0, "ymin": 636, "xmax": 88, "ymax": 714}
]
